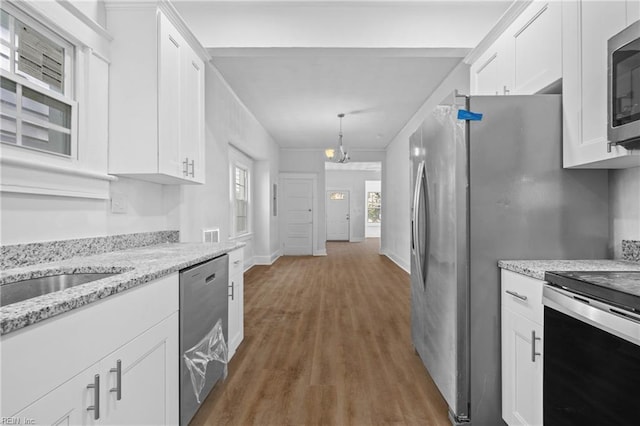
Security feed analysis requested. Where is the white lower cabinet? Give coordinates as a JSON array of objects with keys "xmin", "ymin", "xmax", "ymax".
[
  {"xmin": 501, "ymin": 269, "xmax": 544, "ymax": 426},
  {"xmin": 15, "ymin": 313, "xmax": 178, "ymax": 425},
  {"xmin": 1, "ymin": 274, "xmax": 179, "ymax": 425},
  {"xmin": 228, "ymin": 248, "xmax": 245, "ymax": 359},
  {"xmin": 100, "ymin": 313, "xmax": 178, "ymax": 424}
]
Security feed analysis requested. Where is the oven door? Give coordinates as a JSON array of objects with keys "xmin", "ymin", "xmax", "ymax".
[
  {"xmin": 608, "ymin": 20, "xmax": 640, "ymax": 146},
  {"xmin": 543, "ymin": 285, "xmax": 640, "ymax": 426}
]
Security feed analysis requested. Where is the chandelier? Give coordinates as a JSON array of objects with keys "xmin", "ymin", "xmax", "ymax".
[{"xmin": 325, "ymin": 113, "xmax": 349, "ymax": 163}]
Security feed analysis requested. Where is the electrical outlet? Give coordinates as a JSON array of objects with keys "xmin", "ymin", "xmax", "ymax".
[{"xmin": 111, "ymin": 192, "xmax": 128, "ymax": 214}]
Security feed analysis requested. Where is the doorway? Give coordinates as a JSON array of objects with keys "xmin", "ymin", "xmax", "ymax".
[
  {"xmin": 326, "ymin": 190, "xmax": 350, "ymax": 241},
  {"xmin": 365, "ymin": 180, "xmax": 381, "ymax": 238}
]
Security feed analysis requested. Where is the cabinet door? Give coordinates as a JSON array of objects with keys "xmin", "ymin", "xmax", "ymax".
[
  {"xmin": 228, "ymin": 249, "xmax": 244, "ymax": 358},
  {"xmin": 562, "ymin": 0, "xmax": 640, "ymax": 167},
  {"xmin": 502, "ymin": 308, "xmax": 543, "ymax": 426},
  {"xmin": 471, "ymin": 35, "xmax": 514, "ymax": 95},
  {"xmin": 102, "ymin": 312, "xmax": 179, "ymax": 425},
  {"xmin": 512, "ymin": 1, "xmax": 561, "ymax": 94},
  {"xmin": 627, "ymin": 0, "xmax": 640, "ymax": 26},
  {"xmin": 158, "ymin": 12, "xmax": 184, "ymax": 179},
  {"xmin": 228, "ymin": 271, "xmax": 244, "ymax": 358},
  {"xmin": 15, "ymin": 367, "xmax": 100, "ymax": 426},
  {"xmin": 180, "ymin": 46, "xmax": 205, "ymax": 184}
]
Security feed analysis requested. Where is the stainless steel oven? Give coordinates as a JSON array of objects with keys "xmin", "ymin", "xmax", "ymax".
[
  {"xmin": 608, "ymin": 20, "xmax": 640, "ymax": 149},
  {"xmin": 543, "ymin": 272, "xmax": 640, "ymax": 426}
]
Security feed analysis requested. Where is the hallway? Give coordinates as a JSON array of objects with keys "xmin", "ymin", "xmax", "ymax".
[{"xmin": 191, "ymin": 239, "xmax": 449, "ymax": 425}]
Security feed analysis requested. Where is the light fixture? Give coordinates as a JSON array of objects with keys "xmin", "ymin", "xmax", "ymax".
[{"xmin": 325, "ymin": 113, "xmax": 349, "ymax": 163}]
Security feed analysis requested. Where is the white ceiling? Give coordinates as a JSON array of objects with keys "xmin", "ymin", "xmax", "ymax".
[{"xmin": 175, "ymin": 1, "xmax": 513, "ymax": 151}]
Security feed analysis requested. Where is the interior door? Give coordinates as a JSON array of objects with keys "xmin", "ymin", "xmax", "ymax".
[
  {"xmin": 326, "ymin": 190, "xmax": 350, "ymax": 241},
  {"xmin": 281, "ymin": 178, "xmax": 313, "ymax": 255}
]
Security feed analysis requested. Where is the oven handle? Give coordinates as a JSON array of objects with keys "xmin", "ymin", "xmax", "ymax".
[{"xmin": 543, "ymin": 285, "xmax": 640, "ymax": 347}]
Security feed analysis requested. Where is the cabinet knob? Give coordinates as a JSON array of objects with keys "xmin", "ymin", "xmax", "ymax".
[
  {"xmin": 531, "ymin": 330, "xmax": 541, "ymax": 362},
  {"xmin": 110, "ymin": 359, "xmax": 122, "ymax": 401},
  {"xmin": 86, "ymin": 374, "xmax": 100, "ymax": 420},
  {"xmin": 506, "ymin": 290, "xmax": 527, "ymax": 301},
  {"xmin": 229, "ymin": 281, "xmax": 235, "ymax": 300},
  {"xmin": 183, "ymin": 158, "xmax": 189, "ymax": 177}
]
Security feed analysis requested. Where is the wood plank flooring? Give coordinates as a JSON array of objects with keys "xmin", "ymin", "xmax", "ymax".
[{"xmin": 190, "ymin": 239, "xmax": 450, "ymax": 426}]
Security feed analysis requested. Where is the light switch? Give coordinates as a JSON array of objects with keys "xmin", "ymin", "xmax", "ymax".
[{"xmin": 111, "ymin": 192, "xmax": 128, "ymax": 214}]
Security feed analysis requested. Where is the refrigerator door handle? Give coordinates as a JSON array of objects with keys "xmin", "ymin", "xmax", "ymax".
[
  {"xmin": 422, "ymin": 161, "xmax": 430, "ymax": 288},
  {"xmin": 412, "ymin": 161, "xmax": 425, "ymax": 288}
]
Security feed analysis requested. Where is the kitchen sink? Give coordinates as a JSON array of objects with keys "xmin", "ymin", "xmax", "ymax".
[{"xmin": 0, "ymin": 273, "xmax": 120, "ymax": 307}]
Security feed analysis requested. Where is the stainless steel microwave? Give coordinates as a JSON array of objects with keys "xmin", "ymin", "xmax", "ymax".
[{"xmin": 608, "ymin": 20, "xmax": 640, "ymax": 148}]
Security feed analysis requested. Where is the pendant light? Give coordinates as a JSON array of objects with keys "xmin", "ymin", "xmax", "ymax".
[{"xmin": 325, "ymin": 113, "xmax": 349, "ymax": 163}]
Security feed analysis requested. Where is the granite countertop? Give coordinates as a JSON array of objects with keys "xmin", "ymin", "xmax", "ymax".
[
  {"xmin": 0, "ymin": 242, "xmax": 243, "ymax": 336},
  {"xmin": 498, "ymin": 259, "xmax": 640, "ymax": 281}
]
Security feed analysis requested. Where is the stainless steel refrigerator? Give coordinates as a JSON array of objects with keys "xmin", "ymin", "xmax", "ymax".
[{"xmin": 410, "ymin": 94, "xmax": 609, "ymax": 425}]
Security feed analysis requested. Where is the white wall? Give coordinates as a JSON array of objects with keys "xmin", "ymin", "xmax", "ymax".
[
  {"xmin": 179, "ymin": 66, "xmax": 280, "ymax": 268},
  {"xmin": 280, "ymin": 150, "xmax": 384, "ymax": 254},
  {"xmin": 610, "ymin": 167, "xmax": 640, "ymax": 259},
  {"xmin": 365, "ymin": 180, "xmax": 381, "ymax": 238},
  {"xmin": 326, "ymin": 170, "xmax": 381, "ymax": 242},
  {"xmin": 381, "ymin": 62, "xmax": 470, "ymax": 272}
]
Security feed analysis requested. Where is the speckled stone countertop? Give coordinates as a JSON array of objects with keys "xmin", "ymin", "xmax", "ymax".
[
  {"xmin": 498, "ymin": 259, "xmax": 640, "ymax": 281},
  {"xmin": 0, "ymin": 242, "xmax": 243, "ymax": 336}
]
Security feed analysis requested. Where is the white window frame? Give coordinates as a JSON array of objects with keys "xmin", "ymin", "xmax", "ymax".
[
  {"xmin": 1, "ymin": 4, "xmax": 77, "ymax": 158},
  {"xmin": 229, "ymin": 147, "xmax": 253, "ymax": 239}
]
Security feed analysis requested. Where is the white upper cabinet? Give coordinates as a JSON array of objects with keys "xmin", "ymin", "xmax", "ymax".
[
  {"xmin": 471, "ymin": 34, "xmax": 514, "ymax": 96},
  {"xmin": 562, "ymin": 0, "xmax": 640, "ymax": 168},
  {"xmin": 511, "ymin": 1, "xmax": 562, "ymax": 94},
  {"xmin": 107, "ymin": 4, "xmax": 205, "ymax": 184},
  {"xmin": 470, "ymin": 1, "xmax": 561, "ymax": 96}
]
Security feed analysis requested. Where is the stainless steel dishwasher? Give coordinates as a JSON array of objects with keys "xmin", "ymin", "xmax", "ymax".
[{"xmin": 179, "ymin": 254, "xmax": 228, "ymax": 425}]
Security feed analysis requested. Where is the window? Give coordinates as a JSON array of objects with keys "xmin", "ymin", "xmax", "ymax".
[
  {"xmin": 234, "ymin": 165, "xmax": 249, "ymax": 235},
  {"xmin": 367, "ymin": 191, "xmax": 381, "ymax": 223},
  {"xmin": 0, "ymin": 7, "xmax": 75, "ymax": 157},
  {"xmin": 230, "ymin": 147, "xmax": 253, "ymax": 238}
]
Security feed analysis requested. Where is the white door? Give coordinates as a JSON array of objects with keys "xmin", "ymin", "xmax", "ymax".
[
  {"xmin": 281, "ymin": 178, "xmax": 313, "ymax": 255},
  {"xmin": 326, "ymin": 190, "xmax": 350, "ymax": 241}
]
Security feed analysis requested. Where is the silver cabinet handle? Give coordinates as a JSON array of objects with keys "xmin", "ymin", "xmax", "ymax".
[
  {"xmin": 531, "ymin": 330, "xmax": 541, "ymax": 362},
  {"xmin": 506, "ymin": 290, "xmax": 527, "ymax": 301},
  {"xmin": 229, "ymin": 281, "xmax": 235, "ymax": 301},
  {"xmin": 110, "ymin": 359, "xmax": 122, "ymax": 401},
  {"xmin": 189, "ymin": 159, "xmax": 195, "ymax": 177},
  {"xmin": 503, "ymin": 85, "xmax": 510, "ymax": 95},
  {"xmin": 87, "ymin": 374, "xmax": 100, "ymax": 419},
  {"xmin": 183, "ymin": 158, "xmax": 189, "ymax": 177}
]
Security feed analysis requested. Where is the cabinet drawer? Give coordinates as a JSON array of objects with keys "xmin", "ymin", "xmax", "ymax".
[
  {"xmin": 501, "ymin": 269, "xmax": 544, "ymax": 324},
  {"xmin": 228, "ymin": 249, "xmax": 244, "ymax": 276}
]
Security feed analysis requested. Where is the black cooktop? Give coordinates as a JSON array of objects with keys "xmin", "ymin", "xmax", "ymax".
[{"xmin": 544, "ymin": 270, "xmax": 640, "ymax": 313}]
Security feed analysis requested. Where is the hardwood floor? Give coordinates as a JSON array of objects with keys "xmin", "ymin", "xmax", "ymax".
[{"xmin": 190, "ymin": 239, "xmax": 450, "ymax": 426}]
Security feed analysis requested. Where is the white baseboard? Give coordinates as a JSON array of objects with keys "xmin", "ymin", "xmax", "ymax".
[
  {"xmin": 349, "ymin": 237, "xmax": 365, "ymax": 242},
  {"xmin": 252, "ymin": 249, "xmax": 282, "ymax": 266},
  {"xmin": 381, "ymin": 250, "xmax": 410, "ymax": 273},
  {"xmin": 313, "ymin": 249, "xmax": 327, "ymax": 256},
  {"xmin": 253, "ymin": 255, "xmax": 272, "ymax": 265}
]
